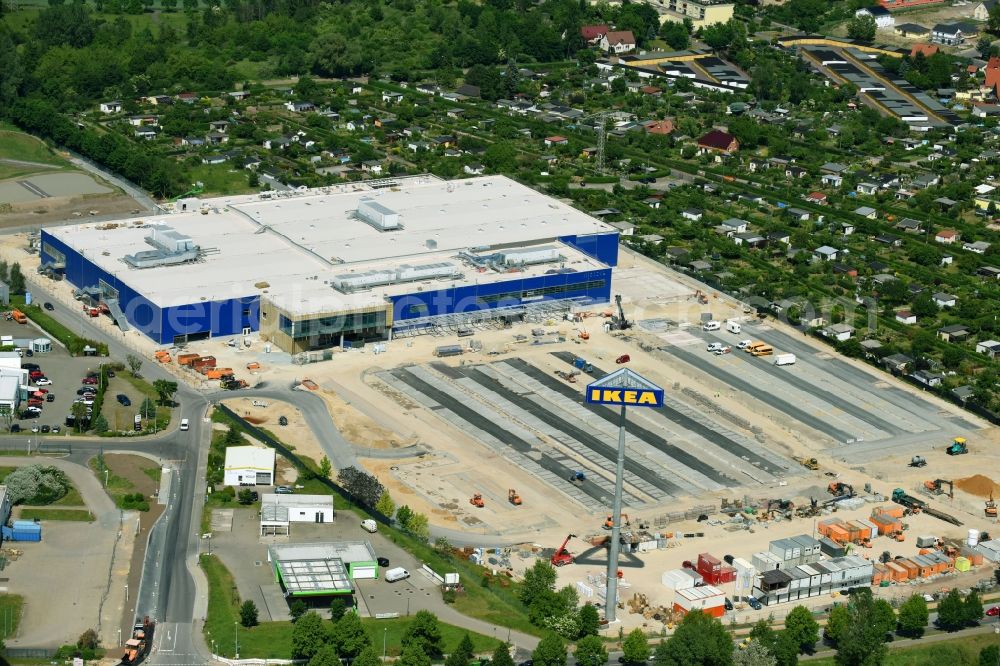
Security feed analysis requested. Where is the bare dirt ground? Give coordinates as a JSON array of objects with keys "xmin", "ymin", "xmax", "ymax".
[
  {"xmin": 221, "ymin": 396, "xmax": 327, "ymax": 466},
  {"xmin": 314, "ymin": 386, "xmax": 416, "ymax": 450},
  {"xmin": 0, "ymin": 193, "xmax": 140, "ymax": 228},
  {"xmin": 829, "ymin": 4, "xmax": 986, "ymax": 51}
]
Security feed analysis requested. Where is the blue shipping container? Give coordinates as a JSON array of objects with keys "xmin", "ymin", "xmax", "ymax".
[{"xmin": 9, "ymin": 520, "xmax": 41, "ymax": 542}]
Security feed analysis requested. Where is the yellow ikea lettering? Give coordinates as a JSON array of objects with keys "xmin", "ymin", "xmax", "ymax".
[
  {"xmin": 624, "ymin": 391, "xmax": 638, "ymax": 403},
  {"xmin": 602, "ymin": 390, "xmax": 621, "ymax": 402},
  {"xmin": 637, "ymin": 391, "xmax": 657, "ymax": 405}
]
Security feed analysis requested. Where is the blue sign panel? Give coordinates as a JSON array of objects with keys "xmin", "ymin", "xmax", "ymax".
[{"xmin": 585, "ymin": 368, "xmax": 664, "ymax": 408}]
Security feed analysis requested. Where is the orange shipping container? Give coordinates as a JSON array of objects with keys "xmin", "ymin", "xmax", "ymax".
[
  {"xmin": 961, "ymin": 549, "xmax": 983, "ymax": 566},
  {"xmin": 898, "ymin": 559, "xmax": 919, "ymax": 578},
  {"xmin": 848, "ymin": 520, "xmax": 872, "ymax": 540},
  {"xmin": 828, "ymin": 526, "xmax": 851, "ymax": 544},
  {"xmin": 873, "ymin": 506, "xmax": 905, "ymax": 519},
  {"xmin": 886, "ymin": 561, "xmax": 908, "ymax": 581},
  {"xmin": 158, "ymin": 354, "xmax": 172, "ymax": 363},
  {"xmin": 246, "ymin": 362, "xmax": 260, "ymax": 371},
  {"xmin": 206, "ymin": 368, "xmax": 233, "ymax": 380},
  {"xmin": 673, "ymin": 603, "xmax": 725, "ymax": 618},
  {"xmin": 177, "ymin": 353, "xmax": 199, "ymax": 366}
]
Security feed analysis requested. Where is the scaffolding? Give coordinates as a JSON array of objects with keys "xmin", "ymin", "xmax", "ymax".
[{"xmin": 392, "ymin": 297, "xmax": 595, "ymax": 338}]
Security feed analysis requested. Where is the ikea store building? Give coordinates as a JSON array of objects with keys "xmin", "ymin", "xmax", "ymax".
[{"xmin": 40, "ymin": 175, "xmax": 619, "ymax": 353}]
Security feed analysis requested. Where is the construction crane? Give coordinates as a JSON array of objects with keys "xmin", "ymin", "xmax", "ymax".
[
  {"xmin": 987, "ymin": 493, "xmax": 997, "ymax": 518},
  {"xmin": 946, "ymin": 437, "xmax": 969, "ymax": 455},
  {"xmin": 923, "ymin": 479, "xmax": 954, "ymax": 498},
  {"xmin": 469, "ymin": 493, "xmax": 484, "ymax": 508},
  {"xmin": 508, "ymin": 489, "xmax": 522, "ymax": 506},
  {"xmin": 551, "ymin": 534, "xmax": 577, "ymax": 567},
  {"xmin": 612, "ymin": 294, "xmax": 631, "ymax": 330}
]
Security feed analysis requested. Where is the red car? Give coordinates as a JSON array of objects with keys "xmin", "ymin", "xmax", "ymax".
[
  {"xmin": 81, "ymin": 376, "xmax": 98, "ymax": 385},
  {"xmin": 29, "ymin": 370, "xmax": 43, "ymax": 379},
  {"xmin": 987, "ymin": 606, "xmax": 1000, "ymax": 617}
]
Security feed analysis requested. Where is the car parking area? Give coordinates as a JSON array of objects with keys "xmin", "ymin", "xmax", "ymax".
[
  {"xmin": 0, "ymin": 318, "xmax": 106, "ymax": 436},
  {"xmin": 209, "ymin": 505, "xmax": 427, "ymax": 622}
]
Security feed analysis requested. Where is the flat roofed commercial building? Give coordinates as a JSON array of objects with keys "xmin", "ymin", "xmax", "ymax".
[
  {"xmin": 223, "ymin": 446, "xmax": 275, "ymax": 486},
  {"xmin": 645, "ymin": 0, "xmax": 734, "ymax": 28},
  {"xmin": 41, "ymin": 175, "xmax": 618, "ymax": 353},
  {"xmin": 260, "ymin": 493, "xmax": 335, "ymax": 535},
  {"xmin": 268, "ymin": 541, "xmax": 379, "ymax": 596}
]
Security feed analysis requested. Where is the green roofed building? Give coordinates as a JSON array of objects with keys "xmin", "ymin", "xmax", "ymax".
[{"xmin": 268, "ymin": 541, "xmax": 379, "ymax": 597}]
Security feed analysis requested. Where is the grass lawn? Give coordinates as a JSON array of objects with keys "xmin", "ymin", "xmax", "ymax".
[
  {"xmin": 0, "ymin": 163, "xmax": 55, "ymax": 181},
  {"xmin": 807, "ymin": 632, "xmax": 1000, "ymax": 665},
  {"xmin": 143, "ymin": 466, "xmax": 162, "ymax": 483},
  {"xmin": 18, "ymin": 508, "xmax": 93, "ymax": 522},
  {"xmin": 0, "ymin": 130, "xmax": 66, "ymax": 166},
  {"xmin": 0, "ymin": 594, "xmax": 24, "ymax": 642},
  {"xmin": 200, "ymin": 554, "xmax": 502, "ymax": 660},
  {"xmin": 89, "ymin": 454, "xmax": 136, "ymax": 503},
  {"xmin": 185, "ymin": 163, "xmax": 256, "ymax": 197},
  {"xmin": 0, "ymin": 466, "xmax": 86, "ymax": 508},
  {"xmin": 116, "ymin": 373, "xmax": 172, "ymax": 432}
]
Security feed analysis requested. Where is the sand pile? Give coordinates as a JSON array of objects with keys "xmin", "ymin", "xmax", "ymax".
[{"xmin": 955, "ymin": 474, "xmax": 1000, "ymax": 498}]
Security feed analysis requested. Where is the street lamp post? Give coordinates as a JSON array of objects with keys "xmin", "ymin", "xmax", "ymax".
[
  {"xmin": 235, "ymin": 621, "xmax": 239, "ymax": 659},
  {"xmin": 383, "ymin": 627, "xmax": 387, "ymax": 661}
]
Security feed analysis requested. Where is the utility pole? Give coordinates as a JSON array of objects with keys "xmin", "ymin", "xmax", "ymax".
[{"xmin": 596, "ymin": 113, "xmax": 607, "ymax": 174}]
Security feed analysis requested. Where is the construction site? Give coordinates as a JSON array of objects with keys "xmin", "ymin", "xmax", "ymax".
[{"xmin": 5, "ymin": 225, "xmax": 999, "ymax": 629}]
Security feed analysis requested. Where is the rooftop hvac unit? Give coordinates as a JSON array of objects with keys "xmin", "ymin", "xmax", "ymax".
[
  {"xmin": 149, "ymin": 225, "xmax": 195, "ymax": 252},
  {"xmin": 426, "ymin": 239, "xmax": 437, "ymax": 249},
  {"xmin": 357, "ymin": 198, "xmax": 400, "ymax": 230},
  {"xmin": 498, "ymin": 246, "xmax": 562, "ymax": 267}
]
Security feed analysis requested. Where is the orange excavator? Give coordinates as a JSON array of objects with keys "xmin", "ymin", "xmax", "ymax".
[
  {"xmin": 469, "ymin": 493, "xmax": 485, "ymax": 508},
  {"xmin": 120, "ymin": 616, "xmax": 154, "ymax": 665},
  {"xmin": 986, "ymin": 493, "xmax": 997, "ymax": 518},
  {"xmin": 603, "ymin": 513, "xmax": 631, "ymax": 530},
  {"xmin": 551, "ymin": 534, "xmax": 576, "ymax": 567},
  {"xmin": 508, "ymin": 489, "xmax": 522, "ymax": 505}
]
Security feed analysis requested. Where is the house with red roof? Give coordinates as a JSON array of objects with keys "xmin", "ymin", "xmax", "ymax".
[
  {"xmin": 696, "ymin": 130, "xmax": 739, "ymax": 155},
  {"xmin": 600, "ymin": 30, "xmax": 636, "ymax": 54},
  {"xmin": 910, "ymin": 43, "xmax": 938, "ymax": 58},
  {"xmin": 580, "ymin": 25, "xmax": 609, "ymax": 44},
  {"xmin": 644, "ymin": 119, "xmax": 675, "ymax": 135}
]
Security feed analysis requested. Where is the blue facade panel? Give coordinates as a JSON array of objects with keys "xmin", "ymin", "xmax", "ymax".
[
  {"xmin": 159, "ymin": 297, "xmax": 259, "ymax": 344},
  {"xmin": 391, "ymin": 268, "xmax": 612, "ymax": 322},
  {"xmin": 559, "ymin": 232, "xmax": 620, "ymax": 267}
]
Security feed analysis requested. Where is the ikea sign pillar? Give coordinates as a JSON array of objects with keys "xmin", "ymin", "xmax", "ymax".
[{"xmin": 585, "ymin": 368, "xmax": 663, "ymax": 624}]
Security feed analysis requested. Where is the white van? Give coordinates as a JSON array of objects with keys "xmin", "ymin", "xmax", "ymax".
[
  {"xmin": 180, "ymin": 418, "xmax": 189, "ymax": 431},
  {"xmin": 774, "ymin": 353, "xmax": 796, "ymax": 366},
  {"xmin": 725, "ymin": 320, "xmax": 741, "ymax": 334},
  {"xmin": 702, "ymin": 321, "xmax": 721, "ymax": 332},
  {"xmin": 385, "ymin": 567, "xmax": 410, "ymax": 582},
  {"xmin": 361, "ymin": 519, "xmax": 378, "ymax": 533}
]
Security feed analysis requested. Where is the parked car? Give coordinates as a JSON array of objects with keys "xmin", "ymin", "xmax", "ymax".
[
  {"xmin": 77, "ymin": 387, "xmax": 96, "ymax": 395},
  {"xmin": 748, "ymin": 597, "xmax": 763, "ymax": 610},
  {"xmin": 40, "ymin": 425, "xmax": 50, "ymax": 433},
  {"xmin": 9, "ymin": 424, "xmax": 20, "ymax": 433},
  {"xmin": 34, "ymin": 377, "xmax": 52, "ymax": 386},
  {"xmin": 275, "ymin": 486, "xmax": 293, "ymax": 494},
  {"xmin": 29, "ymin": 370, "xmax": 43, "ymax": 379},
  {"xmin": 43, "ymin": 302, "xmax": 54, "ymax": 311},
  {"xmin": 707, "ymin": 342, "xmax": 724, "ymax": 352},
  {"xmin": 45, "ymin": 393, "xmax": 54, "ymax": 402},
  {"xmin": 31, "ymin": 425, "xmax": 39, "ymax": 433},
  {"xmin": 377, "ymin": 556, "xmax": 390, "ymax": 567},
  {"xmin": 51, "ymin": 425, "xmax": 60, "ymax": 433},
  {"xmin": 116, "ymin": 394, "xmax": 131, "ymax": 406},
  {"xmin": 82, "ymin": 377, "xmax": 98, "ymax": 385},
  {"xmin": 987, "ymin": 606, "xmax": 1000, "ymax": 617},
  {"xmin": 22, "ymin": 363, "xmax": 39, "ymax": 371}
]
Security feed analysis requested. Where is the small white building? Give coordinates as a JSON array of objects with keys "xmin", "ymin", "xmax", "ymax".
[
  {"xmin": 260, "ymin": 494, "xmax": 335, "ymax": 535},
  {"xmin": 223, "ymin": 446, "xmax": 276, "ymax": 486},
  {"xmin": 855, "ymin": 6, "xmax": 894, "ymax": 30}
]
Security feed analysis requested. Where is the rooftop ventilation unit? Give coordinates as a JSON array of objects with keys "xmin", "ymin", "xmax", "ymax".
[
  {"xmin": 497, "ymin": 245, "xmax": 562, "ymax": 267},
  {"xmin": 122, "ymin": 224, "xmax": 200, "ymax": 269},
  {"xmin": 332, "ymin": 261, "xmax": 461, "ymax": 293},
  {"xmin": 356, "ymin": 198, "xmax": 400, "ymax": 231}
]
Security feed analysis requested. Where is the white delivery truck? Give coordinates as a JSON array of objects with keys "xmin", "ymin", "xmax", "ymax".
[
  {"xmin": 702, "ymin": 321, "xmax": 721, "ymax": 332},
  {"xmin": 774, "ymin": 353, "xmax": 796, "ymax": 366},
  {"xmin": 725, "ymin": 320, "xmax": 741, "ymax": 334},
  {"xmin": 361, "ymin": 519, "xmax": 378, "ymax": 533},
  {"xmin": 384, "ymin": 567, "xmax": 410, "ymax": 582}
]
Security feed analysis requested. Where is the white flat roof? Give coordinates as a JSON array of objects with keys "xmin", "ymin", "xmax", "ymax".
[
  {"xmin": 48, "ymin": 175, "xmax": 615, "ymax": 315},
  {"xmin": 270, "ymin": 541, "xmax": 376, "ymax": 564},
  {"xmin": 223, "ymin": 446, "xmax": 275, "ymax": 471},
  {"xmin": 261, "ymin": 493, "xmax": 334, "ymax": 508}
]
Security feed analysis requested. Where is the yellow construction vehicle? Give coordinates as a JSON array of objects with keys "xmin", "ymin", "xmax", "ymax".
[
  {"xmin": 508, "ymin": 489, "xmax": 522, "ymax": 506},
  {"xmin": 795, "ymin": 457, "xmax": 819, "ymax": 471}
]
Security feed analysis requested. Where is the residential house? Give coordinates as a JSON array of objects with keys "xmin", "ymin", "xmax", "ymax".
[
  {"xmin": 134, "ymin": 128, "xmax": 157, "ymax": 140},
  {"xmin": 912, "ymin": 370, "xmax": 943, "ymax": 387},
  {"xmin": 681, "ymin": 208, "xmax": 703, "ymax": 222},
  {"xmin": 608, "ymin": 221, "xmax": 636, "ymax": 236},
  {"xmin": 964, "ymin": 240, "xmax": 991, "ymax": 254},
  {"xmin": 935, "ymin": 229, "xmax": 960, "ymax": 244},
  {"xmin": 455, "ymin": 84, "xmax": 481, "ymax": 98},
  {"xmin": 977, "ymin": 266, "xmax": 1000, "ymax": 279},
  {"xmin": 855, "ymin": 6, "xmax": 894, "ymax": 29},
  {"xmin": 407, "ymin": 140, "xmax": 430, "ymax": 152},
  {"xmin": 643, "ymin": 119, "xmax": 675, "ymax": 135},
  {"xmin": 285, "ymin": 101, "xmax": 315, "ymax": 113},
  {"xmin": 976, "ymin": 340, "xmax": 1000, "ymax": 358},
  {"xmin": 128, "ymin": 115, "xmax": 158, "ymax": 127},
  {"xmin": 875, "ymin": 233, "xmax": 902, "ymax": 246},
  {"xmin": 734, "ymin": 232, "xmax": 766, "ymax": 247},
  {"xmin": 228, "ymin": 90, "xmax": 250, "ymax": 101},
  {"xmin": 544, "ymin": 136, "xmax": 569, "ymax": 147},
  {"xmin": 180, "ymin": 136, "xmax": 205, "ymax": 147},
  {"xmin": 896, "ymin": 217, "xmax": 924, "ymax": 233},
  {"xmin": 381, "ymin": 91, "xmax": 404, "ymax": 104},
  {"xmin": 146, "ymin": 95, "xmax": 173, "ymax": 106},
  {"xmin": 871, "ymin": 273, "xmax": 898, "ymax": 286},
  {"xmin": 748, "ymin": 158, "xmax": 769, "ymax": 173},
  {"xmin": 911, "ymin": 173, "xmax": 939, "ymax": 189},
  {"xmin": 882, "ymin": 353, "xmax": 914, "ymax": 374},
  {"xmin": 972, "ymin": 103, "xmax": 1000, "ymax": 118},
  {"xmin": 823, "ymin": 323, "xmax": 856, "ymax": 342},
  {"xmin": 933, "ymin": 292, "xmax": 957, "ymax": 307},
  {"xmin": 767, "ymin": 231, "xmax": 791, "ymax": 245},
  {"xmin": 910, "ymin": 43, "xmax": 939, "ymax": 58},
  {"xmin": 854, "ymin": 206, "xmax": 878, "ymax": 219},
  {"xmin": 720, "ymin": 218, "xmax": 748, "ymax": 234},
  {"xmin": 697, "ymin": 130, "xmax": 739, "ymax": 155},
  {"xmin": 206, "ymin": 131, "xmax": 228, "ymax": 145},
  {"xmin": 786, "ymin": 166, "xmax": 808, "ymax": 179},
  {"xmin": 820, "ymin": 162, "xmax": 848, "ymax": 174},
  {"xmin": 937, "ymin": 324, "xmax": 970, "ymax": 341},
  {"xmin": 99, "ymin": 100, "xmax": 123, "ymax": 113},
  {"xmin": 580, "ymin": 24, "xmax": 609, "ymax": 44},
  {"xmin": 841, "ymin": 222, "xmax": 855, "ymax": 235},
  {"xmin": 600, "ymin": 30, "xmax": 636, "ymax": 54},
  {"xmin": 857, "ymin": 182, "xmax": 879, "ymax": 195},
  {"xmin": 176, "ymin": 92, "xmax": 198, "ymax": 104},
  {"xmin": 786, "ymin": 208, "xmax": 810, "ymax": 222},
  {"xmin": 361, "ymin": 160, "xmax": 383, "ymax": 175},
  {"xmin": 209, "ymin": 120, "xmax": 229, "ymax": 133},
  {"xmin": 821, "ymin": 174, "xmax": 843, "ymax": 187},
  {"xmin": 895, "ymin": 23, "xmax": 929, "ymax": 38},
  {"xmin": 895, "ymin": 310, "xmax": 917, "ymax": 324},
  {"xmin": 833, "ymin": 263, "xmax": 858, "ymax": 277},
  {"xmin": 806, "ymin": 192, "xmax": 828, "ymax": 205},
  {"xmin": 973, "ymin": 0, "xmax": 997, "ymax": 20},
  {"xmin": 462, "ymin": 163, "xmax": 485, "ymax": 175},
  {"xmin": 642, "ymin": 234, "xmax": 666, "ymax": 246},
  {"xmin": 932, "ymin": 23, "xmax": 964, "ymax": 45},
  {"xmin": 263, "ymin": 136, "xmax": 292, "ymax": 150},
  {"xmin": 813, "ymin": 246, "xmax": 839, "ymax": 262}
]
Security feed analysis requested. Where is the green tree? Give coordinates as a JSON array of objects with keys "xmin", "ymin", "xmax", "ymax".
[
  {"xmin": 989, "ymin": 2, "xmax": 1000, "ymax": 32},
  {"xmin": 7, "ymin": 263, "xmax": 24, "ymax": 295},
  {"xmin": 937, "ymin": 589, "xmax": 965, "ymax": 631},
  {"xmin": 152, "ymin": 379, "xmax": 178, "ymax": 405},
  {"xmin": 237, "ymin": 488, "xmax": 255, "ymax": 505},
  {"xmin": 963, "ymin": 589, "xmax": 984, "ymax": 624},
  {"xmin": 406, "ymin": 512, "xmax": 430, "ymax": 540},
  {"xmin": 399, "ymin": 644, "xmax": 432, "ymax": 666},
  {"xmin": 578, "ymin": 603, "xmax": 600, "ymax": 637},
  {"xmin": 402, "ymin": 610, "xmax": 444, "ymax": 658},
  {"xmin": 308, "ymin": 645, "xmax": 340, "ymax": 666},
  {"xmin": 375, "ymin": 490, "xmax": 396, "ymax": 518},
  {"xmin": 659, "ymin": 21, "xmax": 689, "ymax": 49},
  {"xmin": 519, "ymin": 559, "xmax": 557, "ymax": 605},
  {"xmin": 240, "ymin": 600, "xmax": 259, "ymax": 627},
  {"xmin": 289, "ymin": 599, "xmax": 308, "ymax": 622},
  {"xmin": 575, "ymin": 635, "xmax": 608, "ymax": 666},
  {"xmin": 77, "ymin": 628, "xmax": 99, "ymax": 650},
  {"xmin": 771, "ymin": 632, "xmax": 798, "ymax": 666},
  {"xmin": 319, "ymin": 456, "xmax": 332, "ymax": 479},
  {"xmin": 749, "ymin": 620, "xmax": 776, "ymax": 653},
  {"xmin": 783, "ymin": 606, "xmax": 818, "ymax": 653},
  {"xmin": 291, "ymin": 611, "xmax": 329, "ymax": 659},
  {"xmin": 355, "ymin": 645, "xmax": 382, "ymax": 666},
  {"xmin": 330, "ymin": 598, "xmax": 347, "ymax": 622},
  {"xmin": 847, "ymin": 14, "xmax": 876, "ymax": 41},
  {"xmin": 622, "ymin": 628, "xmax": 651, "ymax": 664},
  {"xmin": 445, "ymin": 634, "xmax": 475, "ymax": 666},
  {"xmin": 654, "ymin": 611, "xmax": 733, "ymax": 666},
  {"xmin": 71, "ymin": 401, "xmax": 88, "ymax": 432},
  {"xmin": 911, "ymin": 292, "xmax": 939, "ymax": 319},
  {"xmin": 333, "ymin": 611, "xmax": 371, "ymax": 659},
  {"xmin": 126, "ymin": 353, "xmax": 143, "ymax": 377},
  {"xmin": 532, "ymin": 633, "xmax": 567, "ymax": 666},
  {"xmin": 981, "ymin": 645, "xmax": 1000, "ymax": 666},
  {"xmin": 872, "ymin": 598, "xmax": 896, "ymax": 637},
  {"xmin": 824, "ymin": 605, "xmax": 850, "ymax": 645},
  {"xmin": 224, "ymin": 425, "xmax": 244, "ymax": 445},
  {"xmin": 492, "ymin": 643, "xmax": 516, "ymax": 666},
  {"xmin": 835, "ymin": 595, "xmax": 886, "ymax": 666},
  {"xmin": 733, "ymin": 640, "xmax": 776, "ymax": 666},
  {"xmin": 140, "ymin": 396, "xmax": 157, "ymax": 420},
  {"xmin": 93, "ymin": 414, "xmax": 109, "ymax": 433},
  {"xmin": 897, "ymin": 595, "xmax": 928, "ymax": 637}
]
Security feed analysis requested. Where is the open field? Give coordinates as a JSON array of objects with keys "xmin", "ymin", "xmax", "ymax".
[{"xmin": 0, "ymin": 130, "xmax": 65, "ymax": 166}]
